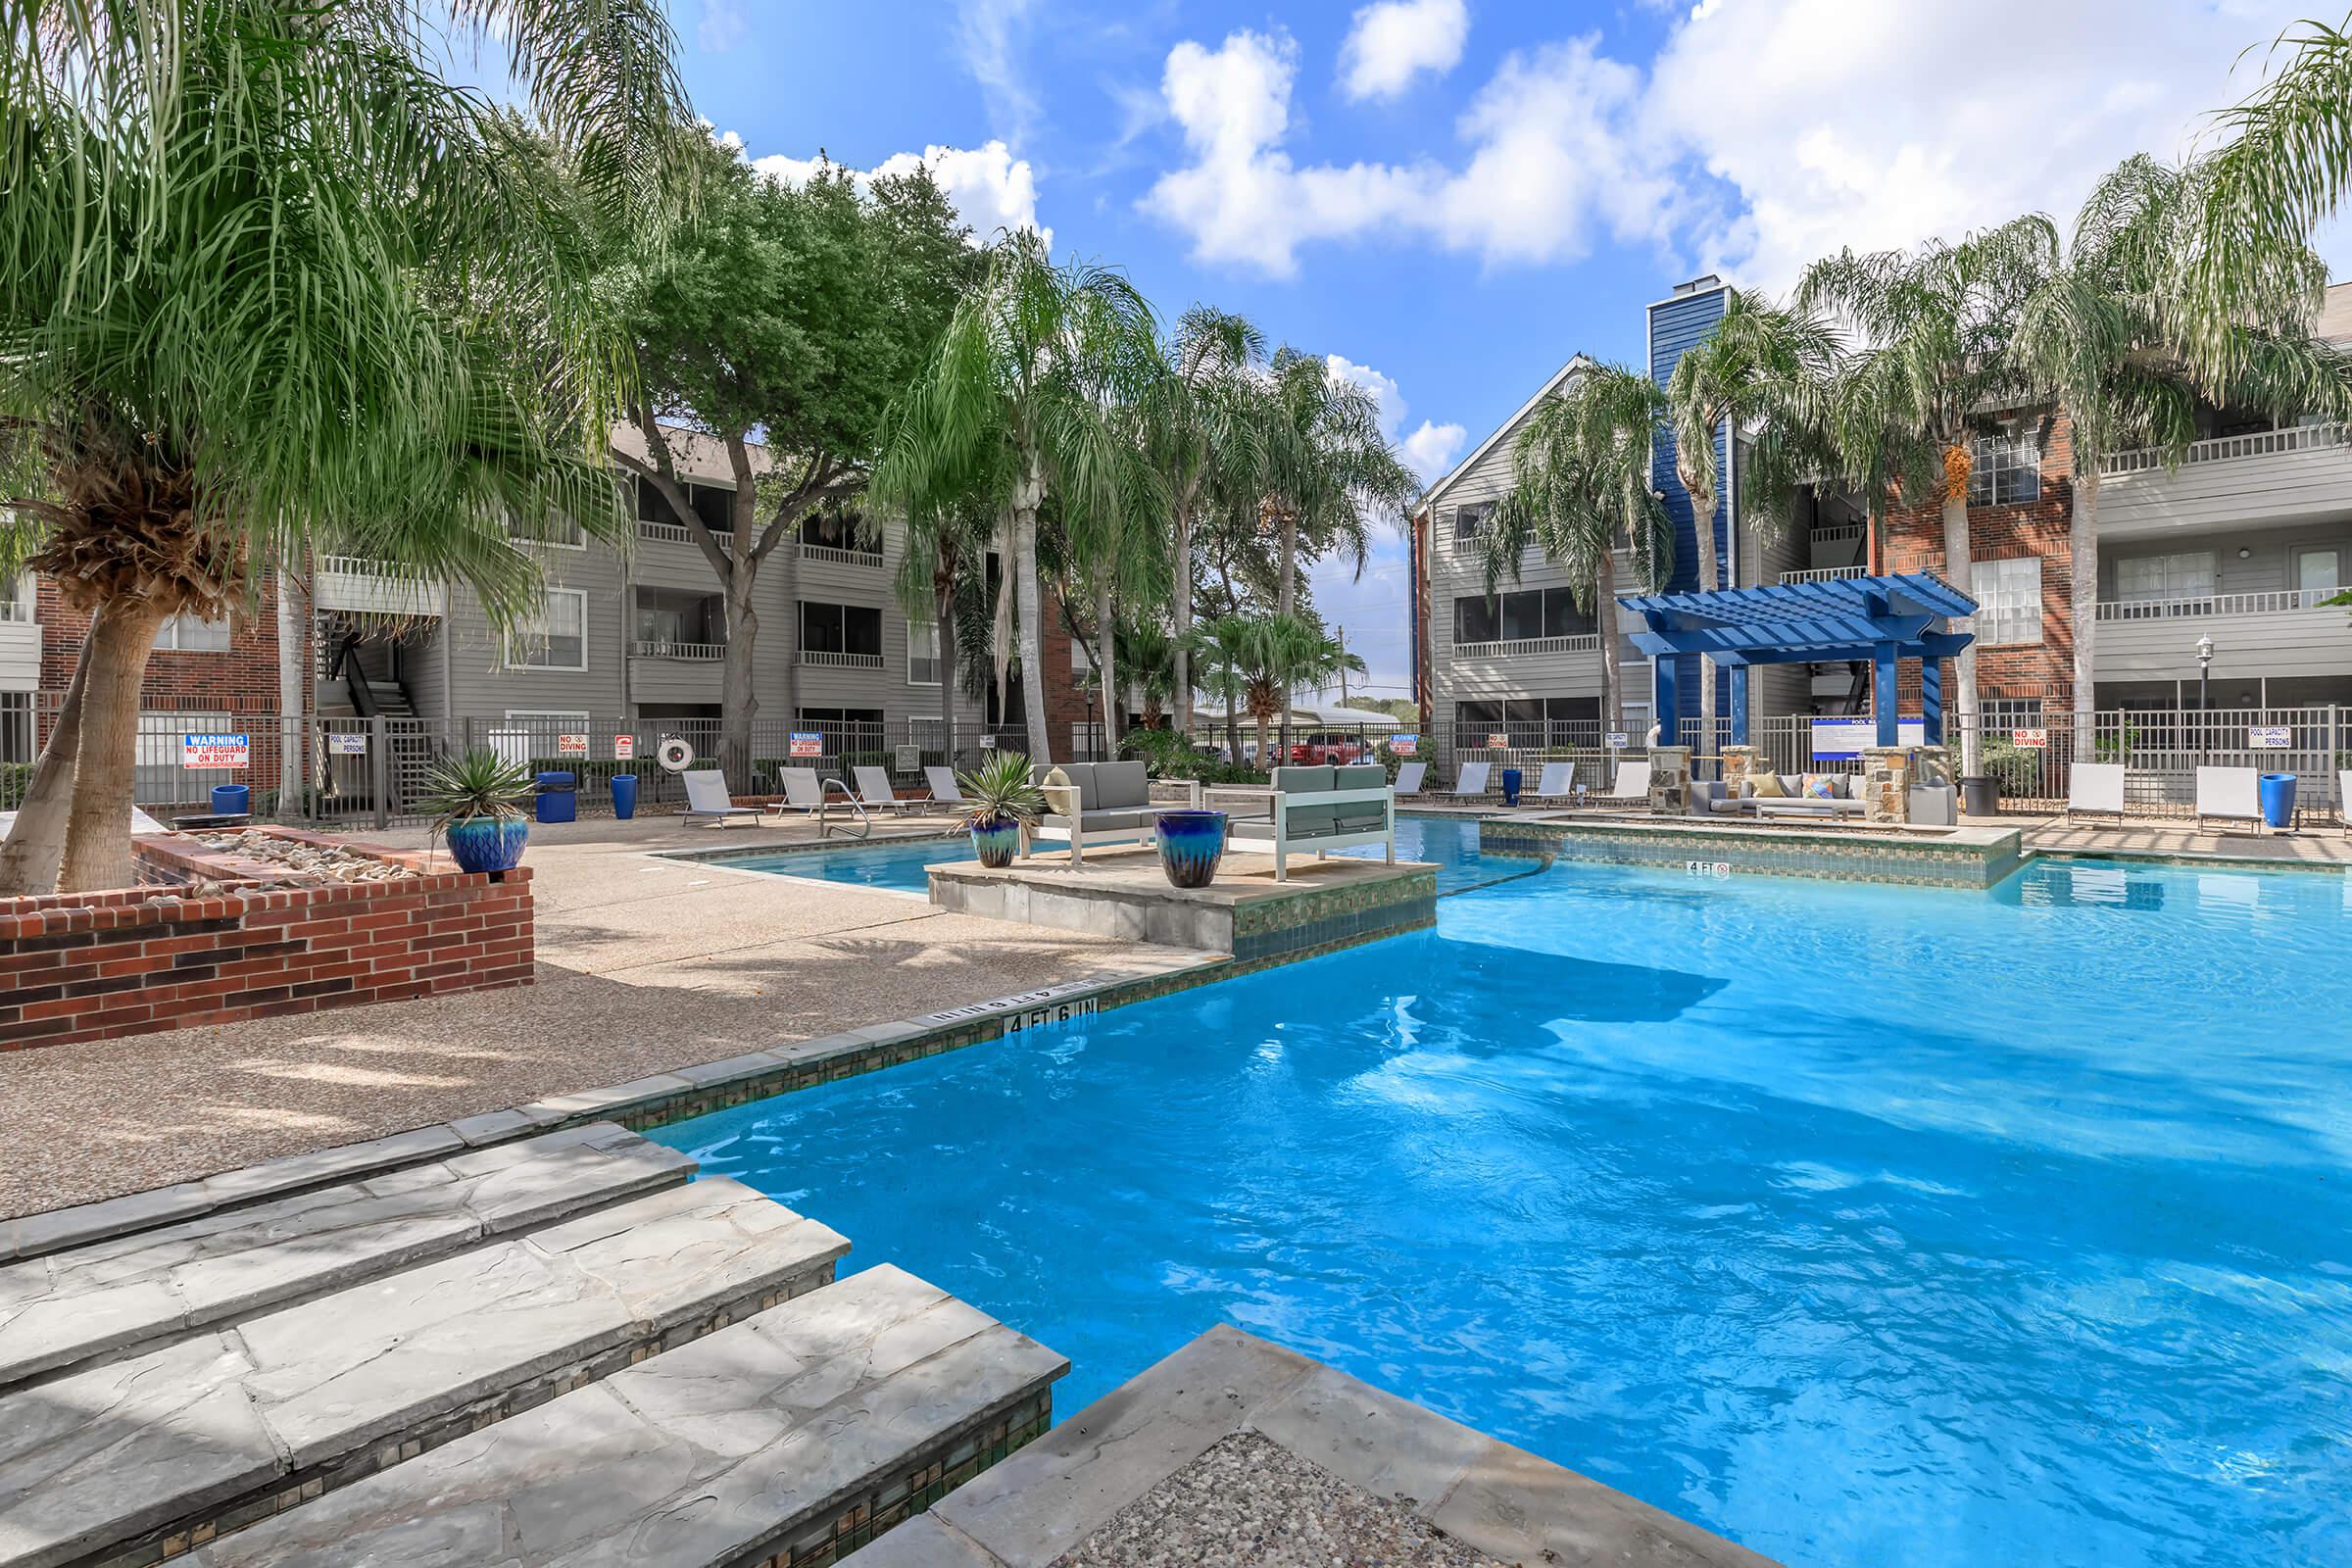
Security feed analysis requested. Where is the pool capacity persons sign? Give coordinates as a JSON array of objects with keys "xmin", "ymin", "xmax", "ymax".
[
  {"xmin": 1809, "ymin": 716, "xmax": 1927, "ymax": 761},
  {"xmin": 2250, "ymin": 725, "xmax": 2292, "ymax": 748},
  {"xmin": 182, "ymin": 733, "xmax": 250, "ymax": 769}
]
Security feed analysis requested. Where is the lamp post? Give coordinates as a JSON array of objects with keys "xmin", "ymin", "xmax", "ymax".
[{"xmin": 2195, "ymin": 634, "xmax": 2214, "ymax": 761}]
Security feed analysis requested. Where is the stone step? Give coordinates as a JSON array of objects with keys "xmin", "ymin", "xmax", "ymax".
[
  {"xmin": 0, "ymin": 1124, "xmax": 694, "ymax": 1391},
  {"xmin": 0, "ymin": 1179, "xmax": 848, "ymax": 1568},
  {"xmin": 184, "ymin": 1263, "xmax": 1066, "ymax": 1568}
]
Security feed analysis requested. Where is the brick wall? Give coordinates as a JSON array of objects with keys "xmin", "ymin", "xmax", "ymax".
[
  {"xmin": 1883, "ymin": 412, "xmax": 2078, "ymax": 710},
  {"xmin": 0, "ymin": 830, "xmax": 532, "ymax": 1051}
]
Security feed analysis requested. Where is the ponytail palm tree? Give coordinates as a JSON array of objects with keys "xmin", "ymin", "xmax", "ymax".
[
  {"xmin": 1663, "ymin": 289, "xmax": 1842, "ymax": 747},
  {"xmin": 874, "ymin": 231, "xmax": 1161, "ymax": 763},
  {"xmin": 1483, "ymin": 363, "xmax": 1675, "ymax": 730},
  {"xmin": 0, "ymin": 0, "xmax": 688, "ymax": 892}
]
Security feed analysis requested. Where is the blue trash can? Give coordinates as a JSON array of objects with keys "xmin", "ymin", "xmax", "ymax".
[
  {"xmin": 211, "ymin": 783, "xmax": 250, "ymax": 816},
  {"xmin": 610, "ymin": 773, "xmax": 639, "ymax": 821},
  {"xmin": 534, "ymin": 770, "xmax": 577, "ymax": 824},
  {"xmin": 2259, "ymin": 772, "xmax": 2297, "ymax": 829}
]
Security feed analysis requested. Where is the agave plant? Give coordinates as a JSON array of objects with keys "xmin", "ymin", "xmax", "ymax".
[
  {"xmin": 955, "ymin": 752, "xmax": 1045, "ymax": 834},
  {"xmin": 417, "ymin": 749, "xmax": 536, "ymax": 836}
]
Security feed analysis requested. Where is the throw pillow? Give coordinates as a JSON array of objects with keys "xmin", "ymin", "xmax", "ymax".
[
  {"xmin": 1745, "ymin": 771, "xmax": 1788, "ymax": 799},
  {"xmin": 1801, "ymin": 773, "xmax": 1838, "ymax": 801}
]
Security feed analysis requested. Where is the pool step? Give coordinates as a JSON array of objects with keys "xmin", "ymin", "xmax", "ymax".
[
  {"xmin": 0, "ymin": 1177, "xmax": 848, "ymax": 1568},
  {"xmin": 186, "ymin": 1264, "xmax": 1067, "ymax": 1568},
  {"xmin": 0, "ymin": 1124, "xmax": 695, "ymax": 1391}
]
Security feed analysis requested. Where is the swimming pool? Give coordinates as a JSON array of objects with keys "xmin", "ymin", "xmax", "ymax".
[
  {"xmin": 654, "ymin": 856, "xmax": 2352, "ymax": 1567},
  {"xmin": 707, "ymin": 811, "xmax": 1507, "ymax": 895}
]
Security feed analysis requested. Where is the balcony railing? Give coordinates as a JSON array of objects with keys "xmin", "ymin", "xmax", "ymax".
[
  {"xmin": 2101, "ymin": 420, "xmax": 2350, "ymax": 476},
  {"xmin": 799, "ymin": 649, "xmax": 886, "ymax": 669},
  {"xmin": 2092, "ymin": 587, "xmax": 2337, "ymax": 621},
  {"xmin": 1452, "ymin": 633, "xmax": 1599, "ymax": 658},
  {"xmin": 798, "ymin": 542, "xmax": 883, "ymax": 567},
  {"xmin": 631, "ymin": 639, "xmax": 726, "ymax": 661},
  {"xmin": 1809, "ymin": 522, "xmax": 1865, "ymax": 547},
  {"xmin": 1779, "ymin": 564, "xmax": 1869, "ymax": 585},
  {"xmin": 0, "ymin": 598, "xmax": 31, "ymax": 623},
  {"xmin": 637, "ymin": 519, "xmax": 729, "ymax": 551},
  {"xmin": 316, "ymin": 556, "xmax": 443, "ymax": 615}
]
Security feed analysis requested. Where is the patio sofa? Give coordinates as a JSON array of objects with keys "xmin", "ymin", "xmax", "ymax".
[
  {"xmin": 1691, "ymin": 771, "xmax": 1868, "ymax": 820},
  {"xmin": 1029, "ymin": 760, "xmax": 1156, "ymax": 862},
  {"xmin": 1226, "ymin": 764, "xmax": 1396, "ymax": 882}
]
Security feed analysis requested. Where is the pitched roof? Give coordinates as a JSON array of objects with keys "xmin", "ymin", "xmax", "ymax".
[{"xmin": 1415, "ymin": 354, "xmax": 1593, "ymax": 514}]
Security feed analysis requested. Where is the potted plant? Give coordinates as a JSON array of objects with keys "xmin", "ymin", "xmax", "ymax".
[
  {"xmin": 956, "ymin": 752, "xmax": 1045, "ymax": 868},
  {"xmin": 420, "ymin": 747, "xmax": 535, "ymax": 877}
]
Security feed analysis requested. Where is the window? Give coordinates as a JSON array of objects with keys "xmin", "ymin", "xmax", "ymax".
[
  {"xmin": 801, "ymin": 507, "xmax": 880, "ymax": 556},
  {"xmin": 1973, "ymin": 556, "xmax": 2043, "ymax": 646},
  {"xmin": 2295, "ymin": 546, "xmax": 2341, "ymax": 596},
  {"xmin": 1449, "ymin": 504, "xmax": 1492, "ymax": 550},
  {"xmin": 1453, "ymin": 589, "xmax": 1594, "ymax": 645},
  {"xmin": 1982, "ymin": 697, "xmax": 2043, "ymax": 724},
  {"xmin": 908, "ymin": 621, "xmax": 942, "ymax": 685},
  {"xmin": 505, "ymin": 588, "xmax": 588, "ymax": 669},
  {"xmin": 633, "ymin": 588, "xmax": 722, "ymax": 648},
  {"xmin": 510, "ymin": 511, "xmax": 586, "ymax": 548},
  {"xmin": 1967, "ymin": 431, "xmax": 2040, "ymax": 507},
  {"xmin": 689, "ymin": 483, "xmax": 733, "ymax": 536},
  {"xmin": 154, "ymin": 612, "xmax": 230, "ymax": 652},
  {"xmin": 2115, "ymin": 552, "xmax": 2216, "ymax": 604},
  {"xmin": 798, "ymin": 601, "xmax": 882, "ymax": 657},
  {"xmin": 0, "ymin": 693, "xmax": 30, "ymax": 763}
]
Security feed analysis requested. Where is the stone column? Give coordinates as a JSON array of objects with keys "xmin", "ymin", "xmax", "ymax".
[
  {"xmin": 1721, "ymin": 745, "xmax": 1760, "ymax": 800},
  {"xmin": 1648, "ymin": 746, "xmax": 1691, "ymax": 816},
  {"xmin": 1861, "ymin": 746, "xmax": 1915, "ymax": 824}
]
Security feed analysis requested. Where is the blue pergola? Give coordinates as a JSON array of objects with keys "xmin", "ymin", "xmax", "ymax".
[{"xmin": 1617, "ymin": 573, "xmax": 1979, "ymax": 747}]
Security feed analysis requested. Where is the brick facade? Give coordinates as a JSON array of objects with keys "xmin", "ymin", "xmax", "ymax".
[
  {"xmin": 1881, "ymin": 411, "xmax": 2079, "ymax": 712},
  {"xmin": 0, "ymin": 829, "xmax": 532, "ymax": 1051}
]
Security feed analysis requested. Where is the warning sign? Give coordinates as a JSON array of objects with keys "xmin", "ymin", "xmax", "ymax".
[
  {"xmin": 789, "ymin": 731, "xmax": 823, "ymax": 758},
  {"xmin": 612, "ymin": 735, "xmax": 636, "ymax": 760},
  {"xmin": 182, "ymin": 734, "xmax": 250, "ymax": 769},
  {"xmin": 556, "ymin": 734, "xmax": 588, "ymax": 757}
]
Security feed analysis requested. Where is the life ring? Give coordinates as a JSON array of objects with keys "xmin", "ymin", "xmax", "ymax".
[{"xmin": 656, "ymin": 736, "xmax": 695, "ymax": 772}]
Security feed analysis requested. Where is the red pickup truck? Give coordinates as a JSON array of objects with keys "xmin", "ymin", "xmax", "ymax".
[{"xmin": 1285, "ymin": 733, "xmax": 1371, "ymax": 765}]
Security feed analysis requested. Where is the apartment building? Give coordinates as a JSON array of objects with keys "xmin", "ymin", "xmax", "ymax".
[{"xmin": 1413, "ymin": 276, "xmax": 2352, "ymax": 744}]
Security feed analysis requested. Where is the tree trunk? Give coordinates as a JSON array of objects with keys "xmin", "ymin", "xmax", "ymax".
[
  {"xmin": 1011, "ymin": 456, "xmax": 1052, "ymax": 763},
  {"xmin": 1172, "ymin": 499, "xmax": 1194, "ymax": 738},
  {"xmin": 935, "ymin": 565, "xmax": 959, "ymax": 767},
  {"xmin": 1684, "ymin": 467, "xmax": 1720, "ymax": 759},
  {"xmin": 1595, "ymin": 552, "xmax": 1622, "ymax": 731},
  {"xmin": 61, "ymin": 599, "xmax": 172, "ymax": 893},
  {"xmin": 1942, "ymin": 480, "xmax": 1981, "ymax": 777},
  {"xmin": 0, "ymin": 617, "xmax": 97, "ymax": 895},
  {"xmin": 1225, "ymin": 703, "xmax": 1241, "ymax": 768},
  {"xmin": 276, "ymin": 566, "xmax": 309, "ymax": 813},
  {"xmin": 1253, "ymin": 704, "xmax": 1271, "ymax": 772},
  {"xmin": 719, "ymin": 566, "xmax": 760, "ymax": 788},
  {"xmin": 1095, "ymin": 578, "xmax": 1117, "ymax": 759},
  {"xmin": 2070, "ymin": 467, "xmax": 2098, "ymax": 749},
  {"xmin": 1277, "ymin": 510, "xmax": 1297, "ymax": 757}
]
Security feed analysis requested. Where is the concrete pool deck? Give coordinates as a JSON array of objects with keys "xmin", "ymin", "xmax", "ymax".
[{"xmin": 0, "ymin": 815, "xmax": 1203, "ymax": 1219}]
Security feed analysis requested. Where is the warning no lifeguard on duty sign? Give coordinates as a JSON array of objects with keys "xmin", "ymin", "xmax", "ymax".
[{"xmin": 181, "ymin": 734, "xmax": 250, "ymax": 769}]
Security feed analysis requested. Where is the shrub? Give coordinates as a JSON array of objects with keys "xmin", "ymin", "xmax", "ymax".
[{"xmin": 0, "ymin": 761, "xmax": 31, "ymax": 810}]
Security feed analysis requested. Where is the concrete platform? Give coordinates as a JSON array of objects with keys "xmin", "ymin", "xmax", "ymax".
[
  {"xmin": 1483, "ymin": 814, "xmax": 2028, "ymax": 888},
  {"xmin": 189, "ymin": 1264, "xmax": 1066, "ymax": 1568},
  {"xmin": 856, "ymin": 1326, "xmax": 1775, "ymax": 1568},
  {"xmin": 0, "ymin": 1178, "xmax": 847, "ymax": 1568},
  {"xmin": 0, "ymin": 1124, "xmax": 693, "ymax": 1389},
  {"xmin": 927, "ymin": 848, "xmax": 1437, "ymax": 960}
]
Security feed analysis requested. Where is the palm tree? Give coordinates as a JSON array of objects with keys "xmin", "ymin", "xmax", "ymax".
[
  {"xmin": 1117, "ymin": 618, "xmax": 1181, "ymax": 729},
  {"xmin": 875, "ymin": 231, "xmax": 1161, "ymax": 763},
  {"xmin": 2017, "ymin": 153, "xmax": 2352, "ymax": 740},
  {"xmin": 0, "ymin": 0, "xmax": 687, "ymax": 892},
  {"xmin": 1482, "ymin": 364, "xmax": 1675, "ymax": 731},
  {"xmin": 1798, "ymin": 220, "xmax": 2052, "ymax": 778},
  {"xmin": 1186, "ymin": 612, "xmax": 1257, "ymax": 764},
  {"xmin": 893, "ymin": 450, "xmax": 1008, "ymax": 760},
  {"xmin": 1663, "ymin": 290, "xmax": 1843, "ymax": 749},
  {"xmin": 1185, "ymin": 612, "xmax": 1359, "ymax": 768},
  {"xmin": 1145, "ymin": 307, "xmax": 1266, "ymax": 738}
]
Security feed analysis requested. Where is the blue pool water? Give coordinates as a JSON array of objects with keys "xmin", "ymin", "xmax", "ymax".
[
  {"xmin": 710, "ymin": 811, "xmax": 1503, "ymax": 895},
  {"xmin": 654, "ymin": 856, "xmax": 2352, "ymax": 1567}
]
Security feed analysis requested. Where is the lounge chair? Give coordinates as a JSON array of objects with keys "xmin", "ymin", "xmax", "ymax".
[
  {"xmin": 923, "ymin": 765, "xmax": 966, "ymax": 807},
  {"xmin": 766, "ymin": 766, "xmax": 868, "ymax": 837},
  {"xmin": 2065, "ymin": 762, "xmax": 2126, "ymax": 825},
  {"xmin": 2194, "ymin": 765, "xmax": 2262, "ymax": 832},
  {"xmin": 851, "ymin": 764, "xmax": 917, "ymax": 813},
  {"xmin": 1525, "ymin": 761, "xmax": 1576, "ymax": 806},
  {"xmin": 1448, "ymin": 760, "xmax": 1492, "ymax": 801},
  {"xmin": 2341, "ymin": 768, "xmax": 2352, "ymax": 833},
  {"xmin": 681, "ymin": 770, "xmax": 760, "ymax": 826},
  {"xmin": 1595, "ymin": 760, "xmax": 1651, "ymax": 807},
  {"xmin": 1392, "ymin": 760, "xmax": 1428, "ymax": 797}
]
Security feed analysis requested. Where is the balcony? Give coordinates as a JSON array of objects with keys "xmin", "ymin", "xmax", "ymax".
[
  {"xmin": 314, "ymin": 557, "xmax": 442, "ymax": 617},
  {"xmin": 2096, "ymin": 421, "xmax": 2352, "ymax": 538},
  {"xmin": 2091, "ymin": 587, "xmax": 2352, "ymax": 681},
  {"xmin": 798, "ymin": 542, "xmax": 882, "ymax": 568},
  {"xmin": 638, "ymin": 519, "xmax": 729, "ymax": 552},
  {"xmin": 799, "ymin": 649, "xmax": 886, "ymax": 670},
  {"xmin": 631, "ymin": 639, "xmax": 726, "ymax": 661},
  {"xmin": 1779, "ymin": 565, "xmax": 1868, "ymax": 586},
  {"xmin": 1450, "ymin": 634, "xmax": 1599, "ymax": 659}
]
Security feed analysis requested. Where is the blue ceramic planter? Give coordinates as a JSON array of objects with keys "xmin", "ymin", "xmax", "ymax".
[
  {"xmin": 444, "ymin": 815, "xmax": 529, "ymax": 877},
  {"xmin": 1154, "ymin": 809, "xmax": 1228, "ymax": 889},
  {"xmin": 969, "ymin": 820, "xmax": 1023, "ymax": 868}
]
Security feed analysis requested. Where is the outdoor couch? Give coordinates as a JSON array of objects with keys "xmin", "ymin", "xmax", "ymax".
[
  {"xmin": 1226, "ymin": 764, "xmax": 1396, "ymax": 882},
  {"xmin": 1692, "ymin": 771, "xmax": 1868, "ymax": 819},
  {"xmin": 1029, "ymin": 760, "xmax": 1156, "ymax": 861}
]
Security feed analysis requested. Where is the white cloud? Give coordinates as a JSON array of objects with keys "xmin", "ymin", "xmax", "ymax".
[
  {"xmin": 1323, "ymin": 354, "xmax": 1466, "ymax": 483},
  {"xmin": 749, "ymin": 140, "xmax": 1050, "ymax": 250},
  {"xmin": 1141, "ymin": 29, "xmax": 1667, "ymax": 276},
  {"xmin": 1402, "ymin": 420, "xmax": 1468, "ymax": 479},
  {"xmin": 1143, "ymin": 3, "xmax": 2340, "ymax": 288},
  {"xmin": 1339, "ymin": 0, "xmax": 1470, "ymax": 101},
  {"xmin": 695, "ymin": 0, "xmax": 747, "ymax": 54},
  {"xmin": 954, "ymin": 0, "xmax": 1042, "ymax": 147}
]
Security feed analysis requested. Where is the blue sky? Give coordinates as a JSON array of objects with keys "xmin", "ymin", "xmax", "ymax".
[{"xmin": 679, "ymin": 0, "xmax": 2338, "ymax": 701}]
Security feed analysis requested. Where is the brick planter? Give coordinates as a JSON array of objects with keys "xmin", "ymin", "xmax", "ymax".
[{"xmin": 0, "ymin": 829, "xmax": 533, "ymax": 1050}]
